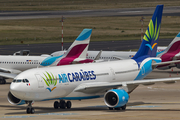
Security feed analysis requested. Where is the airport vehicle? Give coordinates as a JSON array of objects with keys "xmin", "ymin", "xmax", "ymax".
[
  {"xmin": 0, "ymin": 29, "xmax": 92, "ymax": 84},
  {"xmin": 157, "ymin": 32, "xmax": 180, "ymax": 69},
  {"xmin": 8, "ymin": 5, "xmax": 180, "ymax": 114}
]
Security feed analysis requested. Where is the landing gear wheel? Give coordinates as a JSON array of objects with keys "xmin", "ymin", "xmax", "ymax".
[
  {"xmin": 121, "ymin": 104, "xmax": 126, "ymax": 110},
  {"xmin": 108, "ymin": 107, "xmax": 113, "ymax": 110},
  {"xmin": 30, "ymin": 108, "xmax": 35, "ymax": 114},
  {"xmin": 0, "ymin": 79, "xmax": 6, "ymax": 84},
  {"xmin": 26, "ymin": 101, "xmax": 34, "ymax": 114},
  {"xmin": 114, "ymin": 107, "xmax": 121, "ymax": 110},
  {"xmin": 60, "ymin": 100, "xmax": 66, "ymax": 109},
  {"xmin": 66, "ymin": 101, "xmax": 72, "ymax": 109},
  {"xmin": 54, "ymin": 101, "xmax": 59, "ymax": 109},
  {"xmin": 26, "ymin": 108, "xmax": 31, "ymax": 114}
]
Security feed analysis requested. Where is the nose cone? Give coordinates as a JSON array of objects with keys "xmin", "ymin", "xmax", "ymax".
[{"xmin": 10, "ymin": 83, "xmax": 25, "ymax": 99}]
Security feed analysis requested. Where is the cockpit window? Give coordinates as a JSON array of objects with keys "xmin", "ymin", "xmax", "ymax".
[
  {"xmin": 12, "ymin": 79, "xmax": 29, "ymax": 83},
  {"xmin": 17, "ymin": 80, "xmax": 22, "ymax": 82},
  {"xmin": 25, "ymin": 79, "xmax": 29, "ymax": 82}
]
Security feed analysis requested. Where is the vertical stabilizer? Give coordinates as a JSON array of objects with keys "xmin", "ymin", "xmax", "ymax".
[
  {"xmin": 132, "ymin": 5, "xmax": 163, "ymax": 60},
  {"xmin": 157, "ymin": 32, "xmax": 180, "ymax": 62},
  {"xmin": 57, "ymin": 29, "xmax": 92, "ymax": 65}
]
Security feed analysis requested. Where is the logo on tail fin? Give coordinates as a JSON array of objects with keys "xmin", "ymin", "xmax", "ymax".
[{"xmin": 144, "ymin": 18, "xmax": 161, "ymax": 51}]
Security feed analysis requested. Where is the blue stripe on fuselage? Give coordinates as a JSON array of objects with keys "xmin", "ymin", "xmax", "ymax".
[{"xmin": 40, "ymin": 55, "xmax": 63, "ymax": 66}]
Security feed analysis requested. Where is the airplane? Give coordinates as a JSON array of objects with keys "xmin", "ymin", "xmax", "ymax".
[
  {"xmin": 156, "ymin": 32, "xmax": 180, "ymax": 69},
  {"xmin": 8, "ymin": 5, "xmax": 180, "ymax": 114},
  {"xmin": 51, "ymin": 46, "xmax": 166, "ymax": 60},
  {"xmin": 0, "ymin": 29, "xmax": 93, "ymax": 84}
]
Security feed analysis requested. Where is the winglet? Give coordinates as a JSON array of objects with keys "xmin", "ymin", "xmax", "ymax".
[{"xmin": 94, "ymin": 50, "xmax": 102, "ymax": 60}]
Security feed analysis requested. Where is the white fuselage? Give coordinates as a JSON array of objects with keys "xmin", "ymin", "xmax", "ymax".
[
  {"xmin": 0, "ymin": 55, "xmax": 48, "ymax": 72},
  {"xmin": 11, "ymin": 59, "xmax": 141, "ymax": 101}
]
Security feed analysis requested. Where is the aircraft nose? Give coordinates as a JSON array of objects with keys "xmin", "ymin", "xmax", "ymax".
[{"xmin": 10, "ymin": 83, "xmax": 24, "ymax": 99}]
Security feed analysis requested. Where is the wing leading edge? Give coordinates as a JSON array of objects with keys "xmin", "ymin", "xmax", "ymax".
[{"xmin": 74, "ymin": 77, "xmax": 180, "ymax": 94}]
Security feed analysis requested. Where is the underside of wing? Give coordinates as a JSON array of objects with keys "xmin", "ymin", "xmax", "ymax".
[
  {"xmin": 74, "ymin": 77, "xmax": 180, "ymax": 94},
  {"xmin": 0, "ymin": 72, "xmax": 17, "ymax": 79},
  {"xmin": 0, "ymin": 67, "xmax": 21, "ymax": 79}
]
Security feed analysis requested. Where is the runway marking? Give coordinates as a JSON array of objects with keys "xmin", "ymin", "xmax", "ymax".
[
  {"xmin": 119, "ymin": 11, "xmax": 143, "ymax": 13},
  {"xmin": 1, "ymin": 116, "xmax": 36, "ymax": 118},
  {"xmin": 38, "ymin": 113, "xmax": 77, "ymax": 115},
  {"xmin": 130, "ymin": 105, "xmax": 161, "ymax": 108}
]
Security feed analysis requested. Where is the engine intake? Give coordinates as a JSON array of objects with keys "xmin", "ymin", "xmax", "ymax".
[
  {"xmin": 7, "ymin": 91, "xmax": 26, "ymax": 105},
  {"xmin": 104, "ymin": 89, "xmax": 129, "ymax": 108}
]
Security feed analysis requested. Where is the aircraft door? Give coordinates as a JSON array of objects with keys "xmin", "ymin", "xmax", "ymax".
[
  {"xmin": 35, "ymin": 74, "xmax": 44, "ymax": 88},
  {"xmin": 110, "ymin": 67, "xmax": 116, "ymax": 81}
]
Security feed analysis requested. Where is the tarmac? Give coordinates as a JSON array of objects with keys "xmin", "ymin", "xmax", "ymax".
[{"xmin": 1, "ymin": 68, "xmax": 180, "ymax": 120}]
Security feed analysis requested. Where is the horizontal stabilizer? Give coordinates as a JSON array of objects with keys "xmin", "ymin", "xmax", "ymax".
[{"xmin": 152, "ymin": 59, "xmax": 180, "ymax": 68}]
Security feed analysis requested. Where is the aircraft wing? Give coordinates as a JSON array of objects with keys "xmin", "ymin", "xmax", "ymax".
[
  {"xmin": 74, "ymin": 77, "xmax": 180, "ymax": 94},
  {"xmin": 0, "ymin": 72, "xmax": 17, "ymax": 79},
  {"xmin": 0, "ymin": 67, "xmax": 21, "ymax": 74},
  {"xmin": 0, "ymin": 67, "xmax": 21, "ymax": 79},
  {"xmin": 112, "ymin": 56, "xmax": 126, "ymax": 60},
  {"xmin": 152, "ymin": 59, "xmax": 180, "ymax": 69}
]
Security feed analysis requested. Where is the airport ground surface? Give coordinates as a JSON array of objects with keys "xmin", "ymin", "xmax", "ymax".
[{"xmin": 1, "ymin": 68, "xmax": 180, "ymax": 120}]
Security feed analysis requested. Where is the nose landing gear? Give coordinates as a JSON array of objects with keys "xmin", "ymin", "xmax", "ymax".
[{"xmin": 26, "ymin": 101, "xmax": 34, "ymax": 114}]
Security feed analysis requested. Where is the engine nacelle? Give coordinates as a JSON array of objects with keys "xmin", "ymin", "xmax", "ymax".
[
  {"xmin": 104, "ymin": 89, "xmax": 129, "ymax": 108},
  {"xmin": 7, "ymin": 92, "xmax": 26, "ymax": 105}
]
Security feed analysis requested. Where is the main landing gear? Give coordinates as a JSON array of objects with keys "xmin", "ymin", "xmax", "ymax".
[
  {"xmin": 26, "ymin": 101, "xmax": 35, "ymax": 114},
  {"xmin": 108, "ymin": 104, "xmax": 126, "ymax": 111},
  {"xmin": 0, "ymin": 78, "xmax": 6, "ymax": 84},
  {"xmin": 54, "ymin": 100, "xmax": 72, "ymax": 109}
]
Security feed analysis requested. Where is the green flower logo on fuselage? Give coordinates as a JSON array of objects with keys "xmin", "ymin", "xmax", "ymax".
[{"xmin": 42, "ymin": 72, "xmax": 57, "ymax": 92}]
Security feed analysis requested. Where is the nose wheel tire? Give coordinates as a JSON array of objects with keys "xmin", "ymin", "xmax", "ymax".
[
  {"xmin": 26, "ymin": 101, "xmax": 34, "ymax": 114},
  {"xmin": 26, "ymin": 108, "xmax": 35, "ymax": 114}
]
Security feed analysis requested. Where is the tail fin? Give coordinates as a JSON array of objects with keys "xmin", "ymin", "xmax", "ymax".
[
  {"xmin": 62, "ymin": 29, "xmax": 92, "ymax": 58},
  {"xmin": 132, "ymin": 5, "xmax": 163, "ymax": 60},
  {"xmin": 157, "ymin": 32, "xmax": 180, "ymax": 62},
  {"xmin": 56, "ymin": 29, "xmax": 92, "ymax": 65},
  {"xmin": 40, "ymin": 29, "xmax": 92, "ymax": 66}
]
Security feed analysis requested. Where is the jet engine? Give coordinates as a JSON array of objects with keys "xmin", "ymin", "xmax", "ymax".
[
  {"xmin": 7, "ymin": 92, "xmax": 26, "ymax": 105},
  {"xmin": 104, "ymin": 89, "xmax": 129, "ymax": 108}
]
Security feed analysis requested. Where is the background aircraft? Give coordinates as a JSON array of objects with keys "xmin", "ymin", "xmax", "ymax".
[
  {"xmin": 8, "ymin": 5, "xmax": 180, "ymax": 114},
  {"xmin": 52, "ymin": 46, "xmax": 166, "ymax": 60},
  {"xmin": 0, "ymin": 29, "xmax": 92, "ymax": 84},
  {"xmin": 157, "ymin": 32, "xmax": 180, "ymax": 69}
]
